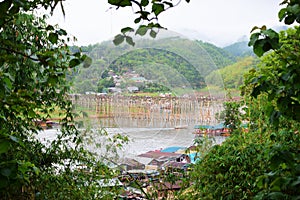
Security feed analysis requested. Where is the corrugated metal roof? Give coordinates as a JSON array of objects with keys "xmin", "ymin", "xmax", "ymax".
[
  {"xmin": 161, "ymin": 146, "xmax": 185, "ymax": 153},
  {"xmin": 138, "ymin": 150, "xmax": 180, "ymax": 159}
]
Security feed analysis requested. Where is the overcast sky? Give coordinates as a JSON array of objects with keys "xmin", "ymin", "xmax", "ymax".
[{"xmin": 48, "ymin": 0, "xmax": 283, "ymax": 47}]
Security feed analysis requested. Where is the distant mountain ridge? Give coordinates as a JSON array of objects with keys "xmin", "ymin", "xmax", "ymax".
[
  {"xmin": 197, "ymin": 40, "xmax": 236, "ymax": 68},
  {"xmin": 223, "ymin": 41, "xmax": 254, "ymax": 57}
]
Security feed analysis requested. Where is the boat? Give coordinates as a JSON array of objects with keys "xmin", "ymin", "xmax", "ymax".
[
  {"xmin": 174, "ymin": 125, "xmax": 188, "ymax": 129},
  {"xmin": 34, "ymin": 120, "xmax": 60, "ymax": 129},
  {"xmin": 193, "ymin": 123, "xmax": 230, "ymax": 137}
]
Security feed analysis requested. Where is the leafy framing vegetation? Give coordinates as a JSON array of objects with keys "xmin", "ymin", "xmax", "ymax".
[
  {"xmin": 181, "ymin": 1, "xmax": 300, "ymax": 199},
  {"xmin": 246, "ymin": 26, "xmax": 300, "ymax": 122},
  {"xmin": 0, "ymin": 0, "xmax": 197, "ymax": 199},
  {"xmin": 0, "ymin": 0, "xmax": 131, "ymax": 199},
  {"xmin": 109, "ymin": 0, "xmax": 191, "ymax": 46}
]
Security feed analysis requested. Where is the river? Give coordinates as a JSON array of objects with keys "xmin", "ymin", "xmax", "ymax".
[{"xmin": 38, "ymin": 118, "xmax": 226, "ymax": 164}]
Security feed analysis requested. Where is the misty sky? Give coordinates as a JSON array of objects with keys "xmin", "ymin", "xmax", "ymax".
[{"xmin": 48, "ymin": 0, "xmax": 284, "ymax": 47}]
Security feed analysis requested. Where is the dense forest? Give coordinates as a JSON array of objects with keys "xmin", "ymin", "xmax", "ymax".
[
  {"xmin": 223, "ymin": 41, "xmax": 254, "ymax": 57},
  {"xmin": 206, "ymin": 56, "xmax": 258, "ymax": 89},
  {"xmin": 108, "ymin": 48, "xmax": 206, "ymax": 89},
  {"xmin": 71, "ymin": 36, "xmax": 250, "ymax": 94}
]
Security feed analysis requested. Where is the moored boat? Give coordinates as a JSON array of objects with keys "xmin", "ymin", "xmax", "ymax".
[{"xmin": 174, "ymin": 125, "xmax": 188, "ymax": 129}]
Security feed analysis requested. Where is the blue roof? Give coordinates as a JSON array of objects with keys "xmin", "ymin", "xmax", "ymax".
[
  {"xmin": 194, "ymin": 123, "xmax": 229, "ymax": 130},
  {"xmin": 161, "ymin": 146, "xmax": 185, "ymax": 153},
  {"xmin": 189, "ymin": 153, "xmax": 200, "ymax": 164},
  {"xmin": 211, "ymin": 123, "xmax": 226, "ymax": 130},
  {"xmin": 194, "ymin": 125, "xmax": 213, "ymax": 129}
]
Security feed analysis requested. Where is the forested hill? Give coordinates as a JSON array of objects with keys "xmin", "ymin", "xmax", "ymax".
[
  {"xmin": 223, "ymin": 41, "xmax": 254, "ymax": 57},
  {"xmin": 206, "ymin": 56, "xmax": 258, "ymax": 89},
  {"xmin": 70, "ymin": 36, "xmax": 248, "ymax": 93},
  {"xmin": 108, "ymin": 48, "xmax": 206, "ymax": 89},
  {"xmin": 196, "ymin": 40, "xmax": 236, "ymax": 68}
]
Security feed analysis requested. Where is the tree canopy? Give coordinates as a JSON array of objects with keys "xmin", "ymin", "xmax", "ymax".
[
  {"xmin": 185, "ymin": 1, "xmax": 300, "ymax": 199},
  {"xmin": 0, "ymin": 0, "xmax": 194, "ymax": 198},
  {"xmin": 247, "ymin": 1, "xmax": 300, "ymax": 122}
]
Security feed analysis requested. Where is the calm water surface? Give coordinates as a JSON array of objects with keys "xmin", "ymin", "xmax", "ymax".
[{"xmin": 38, "ymin": 118, "xmax": 226, "ymax": 162}]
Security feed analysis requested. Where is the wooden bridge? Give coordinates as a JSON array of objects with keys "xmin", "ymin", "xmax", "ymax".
[{"xmin": 69, "ymin": 94, "xmax": 224, "ymax": 127}]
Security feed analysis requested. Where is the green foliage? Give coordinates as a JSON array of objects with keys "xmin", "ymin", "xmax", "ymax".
[
  {"xmin": 206, "ymin": 56, "xmax": 258, "ymax": 89},
  {"xmin": 72, "ymin": 37, "xmax": 236, "ymax": 93},
  {"xmin": 186, "ymin": 131, "xmax": 273, "ymax": 200},
  {"xmin": 98, "ymin": 77, "xmax": 115, "ymax": 93},
  {"xmin": 0, "ymin": 4, "xmax": 118, "ymax": 200},
  {"xmin": 249, "ymin": 27, "xmax": 280, "ymax": 57},
  {"xmin": 185, "ymin": 123, "xmax": 300, "ymax": 200},
  {"xmin": 222, "ymin": 101, "xmax": 243, "ymax": 132},
  {"xmin": 246, "ymin": 1, "xmax": 300, "ymax": 123},
  {"xmin": 109, "ymin": 48, "xmax": 206, "ymax": 89},
  {"xmin": 278, "ymin": 0, "xmax": 300, "ymax": 25},
  {"xmin": 181, "ymin": 91, "xmax": 300, "ymax": 200},
  {"xmin": 254, "ymin": 130, "xmax": 300, "ymax": 200},
  {"xmin": 223, "ymin": 41, "xmax": 255, "ymax": 58},
  {"xmin": 245, "ymin": 27, "xmax": 300, "ymax": 123},
  {"xmin": 139, "ymin": 82, "xmax": 171, "ymax": 93},
  {"xmin": 109, "ymin": 0, "xmax": 191, "ymax": 46},
  {"xmin": 196, "ymin": 40, "xmax": 236, "ymax": 68}
]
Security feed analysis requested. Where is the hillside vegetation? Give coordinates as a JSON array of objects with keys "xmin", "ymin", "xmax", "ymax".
[
  {"xmin": 196, "ymin": 40, "xmax": 236, "ymax": 68},
  {"xmin": 206, "ymin": 56, "xmax": 258, "ymax": 89},
  {"xmin": 71, "ymin": 36, "xmax": 240, "ymax": 93},
  {"xmin": 223, "ymin": 41, "xmax": 254, "ymax": 57},
  {"xmin": 108, "ymin": 48, "xmax": 206, "ymax": 89}
]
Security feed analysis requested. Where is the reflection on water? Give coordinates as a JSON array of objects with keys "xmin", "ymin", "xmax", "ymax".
[
  {"xmin": 38, "ymin": 118, "xmax": 227, "ymax": 162},
  {"xmin": 90, "ymin": 118, "xmax": 226, "ymax": 161},
  {"xmin": 108, "ymin": 127, "xmax": 195, "ymax": 159}
]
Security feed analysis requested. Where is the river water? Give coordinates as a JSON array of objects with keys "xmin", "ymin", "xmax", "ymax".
[{"xmin": 38, "ymin": 118, "xmax": 226, "ymax": 165}]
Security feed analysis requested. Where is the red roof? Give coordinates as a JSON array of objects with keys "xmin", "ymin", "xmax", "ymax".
[{"xmin": 138, "ymin": 150, "xmax": 180, "ymax": 159}]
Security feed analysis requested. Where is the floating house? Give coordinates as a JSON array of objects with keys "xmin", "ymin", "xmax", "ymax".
[
  {"xmin": 193, "ymin": 123, "xmax": 230, "ymax": 136},
  {"xmin": 194, "ymin": 122, "xmax": 249, "ymax": 137}
]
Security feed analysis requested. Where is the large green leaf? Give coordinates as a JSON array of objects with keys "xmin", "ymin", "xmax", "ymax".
[
  {"xmin": 152, "ymin": 3, "xmax": 164, "ymax": 16},
  {"xmin": 0, "ymin": 139, "xmax": 10, "ymax": 154},
  {"xmin": 141, "ymin": 0, "xmax": 149, "ymax": 7},
  {"xmin": 149, "ymin": 29, "xmax": 157, "ymax": 38},
  {"xmin": 108, "ymin": 0, "xmax": 132, "ymax": 7},
  {"xmin": 135, "ymin": 26, "xmax": 148, "ymax": 36},
  {"xmin": 0, "ymin": 1, "xmax": 12, "ymax": 16},
  {"xmin": 113, "ymin": 34, "xmax": 125, "ymax": 45},
  {"xmin": 121, "ymin": 27, "xmax": 134, "ymax": 34},
  {"xmin": 82, "ymin": 55, "xmax": 92, "ymax": 68},
  {"xmin": 253, "ymin": 39, "xmax": 266, "ymax": 57},
  {"xmin": 125, "ymin": 36, "xmax": 135, "ymax": 46},
  {"xmin": 69, "ymin": 58, "xmax": 81, "ymax": 68},
  {"xmin": 48, "ymin": 32, "xmax": 58, "ymax": 44}
]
